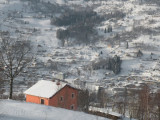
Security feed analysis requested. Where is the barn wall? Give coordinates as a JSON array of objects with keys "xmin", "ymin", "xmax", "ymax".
[
  {"xmin": 49, "ymin": 85, "xmax": 78, "ymax": 110},
  {"xmin": 26, "ymin": 94, "xmax": 49, "ymax": 105}
]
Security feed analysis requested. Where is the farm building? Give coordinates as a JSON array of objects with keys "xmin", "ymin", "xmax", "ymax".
[{"xmin": 24, "ymin": 80, "xmax": 79, "ymax": 110}]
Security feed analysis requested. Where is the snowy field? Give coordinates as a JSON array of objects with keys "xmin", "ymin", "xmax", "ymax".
[{"xmin": 0, "ymin": 99, "xmax": 109, "ymax": 120}]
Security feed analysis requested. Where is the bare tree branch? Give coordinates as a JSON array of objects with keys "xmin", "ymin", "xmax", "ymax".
[{"xmin": 0, "ymin": 33, "xmax": 32, "ymax": 99}]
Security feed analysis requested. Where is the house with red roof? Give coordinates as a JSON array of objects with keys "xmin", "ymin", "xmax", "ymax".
[{"xmin": 24, "ymin": 80, "xmax": 79, "ymax": 110}]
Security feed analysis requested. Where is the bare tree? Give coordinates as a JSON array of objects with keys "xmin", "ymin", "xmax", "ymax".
[
  {"xmin": 0, "ymin": 34, "xmax": 32, "ymax": 99},
  {"xmin": 78, "ymin": 89, "xmax": 89, "ymax": 112},
  {"xmin": 122, "ymin": 87, "xmax": 128, "ymax": 116},
  {"xmin": 128, "ymin": 90, "xmax": 139, "ymax": 119},
  {"xmin": 154, "ymin": 91, "xmax": 160, "ymax": 120},
  {"xmin": 97, "ymin": 87, "xmax": 108, "ymax": 108},
  {"xmin": 137, "ymin": 85, "xmax": 150, "ymax": 120}
]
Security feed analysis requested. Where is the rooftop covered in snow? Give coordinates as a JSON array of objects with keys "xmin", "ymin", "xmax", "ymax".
[{"xmin": 24, "ymin": 80, "xmax": 67, "ymax": 98}]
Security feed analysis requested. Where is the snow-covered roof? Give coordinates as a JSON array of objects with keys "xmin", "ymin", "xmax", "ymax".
[{"xmin": 24, "ymin": 80, "xmax": 67, "ymax": 98}]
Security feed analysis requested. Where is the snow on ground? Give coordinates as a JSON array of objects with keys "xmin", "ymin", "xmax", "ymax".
[
  {"xmin": 89, "ymin": 106, "xmax": 122, "ymax": 117},
  {"xmin": 43, "ymin": 0, "xmax": 85, "ymax": 5},
  {"xmin": 89, "ymin": 106, "xmax": 137, "ymax": 120},
  {"xmin": 0, "ymin": 100, "xmax": 109, "ymax": 120},
  {"xmin": 45, "ymin": 0, "xmax": 65, "ymax": 5},
  {"xmin": 0, "ymin": 0, "xmax": 24, "ymax": 11}
]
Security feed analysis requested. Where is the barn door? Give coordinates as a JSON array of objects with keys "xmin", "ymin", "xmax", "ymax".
[{"xmin": 41, "ymin": 99, "xmax": 44, "ymax": 104}]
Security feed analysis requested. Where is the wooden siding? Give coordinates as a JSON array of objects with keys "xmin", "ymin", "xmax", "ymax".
[{"xmin": 26, "ymin": 94, "xmax": 49, "ymax": 105}]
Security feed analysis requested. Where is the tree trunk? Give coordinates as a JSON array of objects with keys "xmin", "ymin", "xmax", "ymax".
[
  {"xmin": 9, "ymin": 78, "xmax": 13, "ymax": 99},
  {"xmin": 158, "ymin": 106, "xmax": 160, "ymax": 120}
]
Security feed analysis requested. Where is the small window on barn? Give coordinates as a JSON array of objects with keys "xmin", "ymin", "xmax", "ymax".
[
  {"xmin": 70, "ymin": 104, "xmax": 74, "ymax": 110},
  {"xmin": 41, "ymin": 99, "xmax": 44, "ymax": 104},
  {"xmin": 60, "ymin": 96, "xmax": 63, "ymax": 101},
  {"xmin": 71, "ymin": 93, "xmax": 75, "ymax": 98}
]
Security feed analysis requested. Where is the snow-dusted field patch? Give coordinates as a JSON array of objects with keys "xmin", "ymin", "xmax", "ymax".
[{"xmin": 0, "ymin": 100, "xmax": 109, "ymax": 120}]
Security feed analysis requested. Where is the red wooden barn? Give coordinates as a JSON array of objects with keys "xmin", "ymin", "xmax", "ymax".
[{"xmin": 24, "ymin": 80, "xmax": 79, "ymax": 110}]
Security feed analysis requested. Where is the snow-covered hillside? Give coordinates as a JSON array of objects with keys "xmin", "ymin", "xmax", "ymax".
[
  {"xmin": 0, "ymin": 100, "xmax": 109, "ymax": 120},
  {"xmin": 0, "ymin": 0, "xmax": 160, "ymax": 104},
  {"xmin": 1, "ymin": 0, "xmax": 160, "ymax": 119}
]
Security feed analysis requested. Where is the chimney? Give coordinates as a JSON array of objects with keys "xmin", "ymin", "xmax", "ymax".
[{"xmin": 56, "ymin": 81, "xmax": 60, "ymax": 85}]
